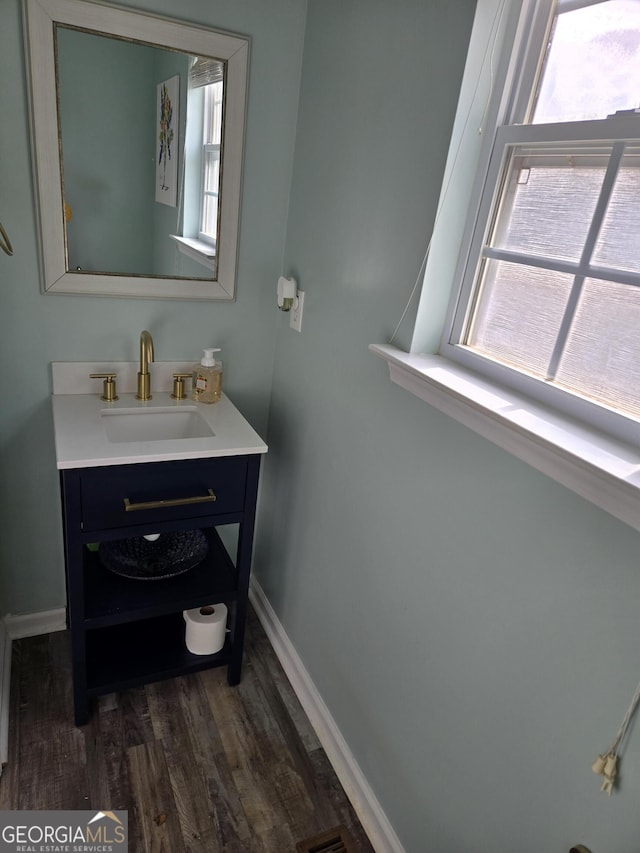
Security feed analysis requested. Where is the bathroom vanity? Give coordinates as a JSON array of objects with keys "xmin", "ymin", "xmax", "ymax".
[{"xmin": 51, "ymin": 363, "xmax": 267, "ymax": 725}]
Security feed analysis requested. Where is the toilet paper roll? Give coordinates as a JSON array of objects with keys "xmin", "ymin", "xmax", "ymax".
[{"xmin": 183, "ymin": 603, "xmax": 228, "ymax": 655}]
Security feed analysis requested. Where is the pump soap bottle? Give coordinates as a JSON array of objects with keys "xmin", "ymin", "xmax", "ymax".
[{"xmin": 192, "ymin": 348, "xmax": 222, "ymax": 403}]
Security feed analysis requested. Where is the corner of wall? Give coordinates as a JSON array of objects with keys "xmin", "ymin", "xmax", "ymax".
[
  {"xmin": 0, "ymin": 619, "xmax": 11, "ymax": 775},
  {"xmin": 249, "ymin": 578, "xmax": 406, "ymax": 853}
]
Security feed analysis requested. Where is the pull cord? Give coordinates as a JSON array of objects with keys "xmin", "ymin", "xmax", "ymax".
[{"xmin": 592, "ymin": 679, "xmax": 640, "ymax": 794}]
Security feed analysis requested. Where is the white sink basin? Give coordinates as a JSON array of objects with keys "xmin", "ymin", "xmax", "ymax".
[
  {"xmin": 102, "ymin": 406, "xmax": 215, "ymax": 443},
  {"xmin": 51, "ymin": 379, "xmax": 268, "ymax": 469}
]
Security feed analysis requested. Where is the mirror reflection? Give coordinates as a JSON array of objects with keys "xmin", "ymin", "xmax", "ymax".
[
  {"xmin": 25, "ymin": 0, "xmax": 247, "ymax": 299},
  {"xmin": 55, "ymin": 25, "xmax": 223, "ymax": 281}
]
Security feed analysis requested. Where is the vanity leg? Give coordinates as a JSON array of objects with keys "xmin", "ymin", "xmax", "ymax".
[
  {"xmin": 227, "ymin": 597, "xmax": 248, "ymax": 686},
  {"xmin": 227, "ymin": 456, "xmax": 259, "ymax": 687},
  {"xmin": 69, "ymin": 625, "xmax": 89, "ymax": 726},
  {"xmin": 227, "ymin": 661, "xmax": 241, "ymax": 686},
  {"xmin": 61, "ymin": 471, "xmax": 91, "ymax": 726},
  {"xmin": 73, "ymin": 693, "xmax": 89, "ymax": 728}
]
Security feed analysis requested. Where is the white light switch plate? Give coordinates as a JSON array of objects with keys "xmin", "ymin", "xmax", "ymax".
[{"xmin": 290, "ymin": 291, "xmax": 304, "ymax": 332}]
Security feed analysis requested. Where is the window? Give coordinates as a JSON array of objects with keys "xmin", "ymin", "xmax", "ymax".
[
  {"xmin": 199, "ymin": 80, "xmax": 223, "ymax": 247},
  {"xmin": 170, "ymin": 57, "xmax": 225, "ymax": 273},
  {"xmin": 443, "ymin": 0, "xmax": 640, "ymax": 445}
]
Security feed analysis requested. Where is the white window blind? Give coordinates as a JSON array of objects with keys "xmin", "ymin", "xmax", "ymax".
[{"xmin": 189, "ymin": 56, "xmax": 224, "ymax": 88}]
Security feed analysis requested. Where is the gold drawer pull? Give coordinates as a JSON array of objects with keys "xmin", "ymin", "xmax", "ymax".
[{"xmin": 123, "ymin": 489, "xmax": 217, "ymax": 512}]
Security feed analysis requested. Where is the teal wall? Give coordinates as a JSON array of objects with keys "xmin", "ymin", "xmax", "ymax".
[
  {"xmin": 5, "ymin": 0, "xmax": 640, "ymax": 850},
  {"xmin": 256, "ymin": 1, "xmax": 640, "ymax": 851},
  {"xmin": 57, "ymin": 28, "xmax": 157, "ymax": 274}
]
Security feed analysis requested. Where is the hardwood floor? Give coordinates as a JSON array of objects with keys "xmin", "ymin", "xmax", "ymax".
[{"xmin": 0, "ymin": 608, "xmax": 374, "ymax": 852}]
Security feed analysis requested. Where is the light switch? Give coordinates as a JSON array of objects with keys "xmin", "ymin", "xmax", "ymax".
[{"xmin": 290, "ymin": 291, "xmax": 304, "ymax": 332}]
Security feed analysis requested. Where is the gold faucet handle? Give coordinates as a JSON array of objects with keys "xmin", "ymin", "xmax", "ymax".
[
  {"xmin": 90, "ymin": 373, "xmax": 118, "ymax": 402},
  {"xmin": 171, "ymin": 373, "xmax": 193, "ymax": 401}
]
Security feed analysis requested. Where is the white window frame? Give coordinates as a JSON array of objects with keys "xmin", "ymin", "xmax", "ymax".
[
  {"xmin": 371, "ymin": 0, "xmax": 640, "ymax": 532},
  {"xmin": 444, "ymin": 116, "xmax": 640, "ymax": 448}
]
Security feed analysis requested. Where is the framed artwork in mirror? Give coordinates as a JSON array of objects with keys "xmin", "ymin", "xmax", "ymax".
[{"xmin": 156, "ymin": 76, "xmax": 179, "ymax": 207}]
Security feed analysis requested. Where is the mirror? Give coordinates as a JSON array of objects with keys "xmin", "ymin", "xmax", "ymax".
[{"xmin": 24, "ymin": 0, "xmax": 249, "ymax": 300}]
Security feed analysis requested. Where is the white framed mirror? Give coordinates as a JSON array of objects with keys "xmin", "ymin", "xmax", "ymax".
[{"xmin": 23, "ymin": 0, "xmax": 249, "ymax": 300}]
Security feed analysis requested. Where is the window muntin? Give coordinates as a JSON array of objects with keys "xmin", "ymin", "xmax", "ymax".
[
  {"xmin": 467, "ymin": 261, "xmax": 575, "ymax": 376},
  {"xmin": 491, "ymin": 152, "xmax": 605, "ymax": 263},
  {"xmin": 445, "ymin": 0, "xmax": 640, "ymax": 439},
  {"xmin": 593, "ymin": 154, "xmax": 640, "ymax": 272},
  {"xmin": 557, "ymin": 276, "xmax": 640, "ymax": 417}
]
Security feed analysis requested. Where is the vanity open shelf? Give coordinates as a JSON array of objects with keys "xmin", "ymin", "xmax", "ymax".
[
  {"xmin": 82, "ymin": 528, "xmax": 238, "ymax": 629},
  {"xmin": 85, "ymin": 613, "xmax": 232, "ymax": 697}
]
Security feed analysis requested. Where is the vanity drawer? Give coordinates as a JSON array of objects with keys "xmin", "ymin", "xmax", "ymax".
[{"xmin": 79, "ymin": 457, "xmax": 247, "ymax": 531}]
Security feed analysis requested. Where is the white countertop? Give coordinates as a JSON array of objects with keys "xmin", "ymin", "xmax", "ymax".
[{"xmin": 52, "ymin": 391, "xmax": 268, "ymax": 470}]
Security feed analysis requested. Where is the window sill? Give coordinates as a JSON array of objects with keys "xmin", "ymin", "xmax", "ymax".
[
  {"xmin": 169, "ymin": 235, "xmax": 216, "ymax": 271},
  {"xmin": 369, "ymin": 343, "xmax": 640, "ymax": 532}
]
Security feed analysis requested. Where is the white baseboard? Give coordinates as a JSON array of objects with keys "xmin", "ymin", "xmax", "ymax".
[
  {"xmin": 0, "ymin": 620, "xmax": 11, "ymax": 775},
  {"xmin": 4, "ymin": 608, "xmax": 66, "ymax": 640},
  {"xmin": 249, "ymin": 579, "xmax": 404, "ymax": 853}
]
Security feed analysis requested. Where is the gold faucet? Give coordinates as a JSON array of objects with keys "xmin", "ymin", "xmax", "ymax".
[{"xmin": 136, "ymin": 330, "xmax": 154, "ymax": 400}]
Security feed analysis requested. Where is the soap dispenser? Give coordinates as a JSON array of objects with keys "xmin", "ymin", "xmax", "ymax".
[{"xmin": 193, "ymin": 348, "xmax": 222, "ymax": 403}]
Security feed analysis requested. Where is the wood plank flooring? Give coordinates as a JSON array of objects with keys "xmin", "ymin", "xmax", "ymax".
[{"xmin": 0, "ymin": 607, "xmax": 374, "ymax": 853}]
